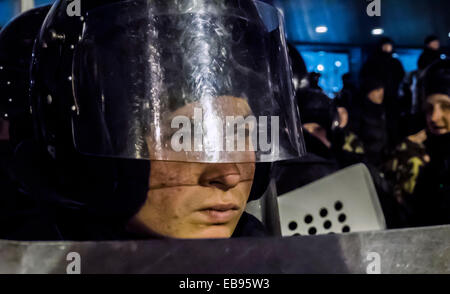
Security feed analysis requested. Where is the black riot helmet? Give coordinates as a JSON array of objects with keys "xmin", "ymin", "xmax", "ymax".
[
  {"xmin": 418, "ymin": 59, "xmax": 450, "ymax": 105},
  {"xmin": 28, "ymin": 0, "xmax": 306, "ymax": 239},
  {"xmin": 296, "ymin": 88, "xmax": 340, "ymax": 136},
  {"xmin": 0, "ymin": 5, "xmax": 51, "ymax": 148}
]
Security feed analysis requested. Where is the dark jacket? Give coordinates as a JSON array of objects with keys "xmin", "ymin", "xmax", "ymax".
[
  {"xmin": 352, "ymin": 98, "xmax": 389, "ymax": 167},
  {"xmin": 360, "ymin": 50, "xmax": 405, "ymax": 146},
  {"xmin": 409, "ymin": 133, "xmax": 450, "ymax": 227},
  {"xmin": 418, "ymin": 48, "xmax": 441, "ymax": 71},
  {"xmin": 360, "ymin": 51, "xmax": 405, "ymax": 103}
]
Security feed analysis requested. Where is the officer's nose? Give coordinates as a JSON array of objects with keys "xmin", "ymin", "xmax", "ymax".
[
  {"xmin": 431, "ymin": 104, "xmax": 443, "ymax": 124},
  {"xmin": 199, "ymin": 163, "xmax": 242, "ymax": 191}
]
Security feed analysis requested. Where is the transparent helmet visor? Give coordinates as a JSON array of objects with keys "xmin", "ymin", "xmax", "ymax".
[{"xmin": 72, "ymin": 0, "xmax": 305, "ymax": 163}]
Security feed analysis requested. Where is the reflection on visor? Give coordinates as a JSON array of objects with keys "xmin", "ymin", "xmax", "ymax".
[
  {"xmin": 145, "ymin": 96, "xmax": 280, "ymax": 162},
  {"xmin": 71, "ymin": 0, "xmax": 305, "ymax": 162}
]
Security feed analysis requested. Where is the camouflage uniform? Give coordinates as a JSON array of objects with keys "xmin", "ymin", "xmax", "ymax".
[
  {"xmin": 341, "ymin": 130, "xmax": 365, "ymax": 155},
  {"xmin": 384, "ymin": 136, "xmax": 429, "ymax": 205}
]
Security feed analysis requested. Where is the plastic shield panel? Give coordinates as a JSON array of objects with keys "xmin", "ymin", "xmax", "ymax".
[{"xmin": 71, "ymin": 0, "xmax": 305, "ymax": 162}]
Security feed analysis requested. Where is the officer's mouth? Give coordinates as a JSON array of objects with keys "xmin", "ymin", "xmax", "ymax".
[
  {"xmin": 430, "ymin": 124, "xmax": 448, "ymax": 134},
  {"xmin": 196, "ymin": 204, "xmax": 240, "ymax": 224}
]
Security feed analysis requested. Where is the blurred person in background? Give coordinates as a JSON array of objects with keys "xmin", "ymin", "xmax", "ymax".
[
  {"xmin": 396, "ymin": 34, "xmax": 441, "ymax": 142},
  {"xmin": 275, "ymin": 88, "xmax": 360, "ymax": 194},
  {"xmin": 360, "ymin": 37, "xmax": 405, "ymax": 103},
  {"xmin": 401, "ymin": 35, "xmax": 441, "ymax": 112},
  {"xmin": 384, "ymin": 42, "xmax": 441, "ymax": 210},
  {"xmin": 352, "ymin": 78, "xmax": 391, "ymax": 168},
  {"xmin": 297, "ymin": 89, "xmax": 365, "ymax": 168},
  {"xmin": 274, "ymin": 87, "xmax": 405, "ymax": 228},
  {"xmin": 398, "ymin": 35, "xmax": 442, "ymax": 138},
  {"xmin": 418, "ymin": 35, "xmax": 442, "ymax": 72},
  {"xmin": 360, "ymin": 37, "xmax": 405, "ymax": 148},
  {"xmin": 407, "ymin": 59, "xmax": 450, "ymax": 227},
  {"xmin": 335, "ymin": 73, "xmax": 358, "ymax": 115}
]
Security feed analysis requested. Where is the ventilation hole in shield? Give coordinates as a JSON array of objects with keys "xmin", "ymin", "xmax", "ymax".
[
  {"xmin": 323, "ymin": 220, "xmax": 332, "ymax": 229},
  {"xmin": 319, "ymin": 208, "xmax": 328, "ymax": 217},
  {"xmin": 293, "ymin": 233, "xmax": 301, "ymax": 236},
  {"xmin": 308, "ymin": 227, "xmax": 317, "ymax": 235},
  {"xmin": 334, "ymin": 201, "xmax": 343, "ymax": 211},
  {"xmin": 304, "ymin": 215, "xmax": 313, "ymax": 224},
  {"xmin": 288, "ymin": 221, "xmax": 298, "ymax": 231},
  {"xmin": 342, "ymin": 225, "xmax": 351, "ymax": 233},
  {"xmin": 338, "ymin": 213, "xmax": 347, "ymax": 223}
]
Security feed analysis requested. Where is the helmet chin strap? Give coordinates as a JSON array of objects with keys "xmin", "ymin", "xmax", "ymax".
[{"xmin": 248, "ymin": 162, "xmax": 272, "ymax": 202}]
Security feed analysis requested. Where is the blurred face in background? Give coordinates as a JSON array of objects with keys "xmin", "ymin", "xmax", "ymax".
[
  {"xmin": 427, "ymin": 40, "xmax": 440, "ymax": 51},
  {"xmin": 425, "ymin": 93, "xmax": 450, "ymax": 135},
  {"xmin": 337, "ymin": 107, "xmax": 349, "ymax": 128},
  {"xmin": 367, "ymin": 87, "xmax": 385, "ymax": 105},
  {"xmin": 382, "ymin": 43, "xmax": 393, "ymax": 54}
]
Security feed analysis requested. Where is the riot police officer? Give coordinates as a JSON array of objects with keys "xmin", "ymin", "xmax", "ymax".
[{"xmin": 1, "ymin": 0, "xmax": 306, "ymax": 240}]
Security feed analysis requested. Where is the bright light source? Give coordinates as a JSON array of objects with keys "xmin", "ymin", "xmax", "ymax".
[
  {"xmin": 448, "ymin": 32, "xmax": 450, "ymax": 38},
  {"xmin": 441, "ymin": 54, "xmax": 447, "ymax": 60},
  {"xmin": 315, "ymin": 26, "xmax": 328, "ymax": 34},
  {"xmin": 392, "ymin": 53, "xmax": 399, "ymax": 58},
  {"xmin": 335, "ymin": 61, "xmax": 342, "ymax": 67},
  {"xmin": 371, "ymin": 28, "xmax": 384, "ymax": 35},
  {"xmin": 317, "ymin": 64, "xmax": 324, "ymax": 71}
]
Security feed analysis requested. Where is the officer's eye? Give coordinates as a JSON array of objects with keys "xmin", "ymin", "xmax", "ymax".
[
  {"xmin": 424, "ymin": 103, "xmax": 434, "ymax": 114},
  {"xmin": 441, "ymin": 101, "xmax": 450, "ymax": 111}
]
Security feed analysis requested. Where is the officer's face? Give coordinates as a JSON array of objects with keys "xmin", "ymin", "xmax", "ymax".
[
  {"xmin": 425, "ymin": 93, "xmax": 450, "ymax": 135},
  {"xmin": 128, "ymin": 97, "xmax": 256, "ymax": 239}
]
